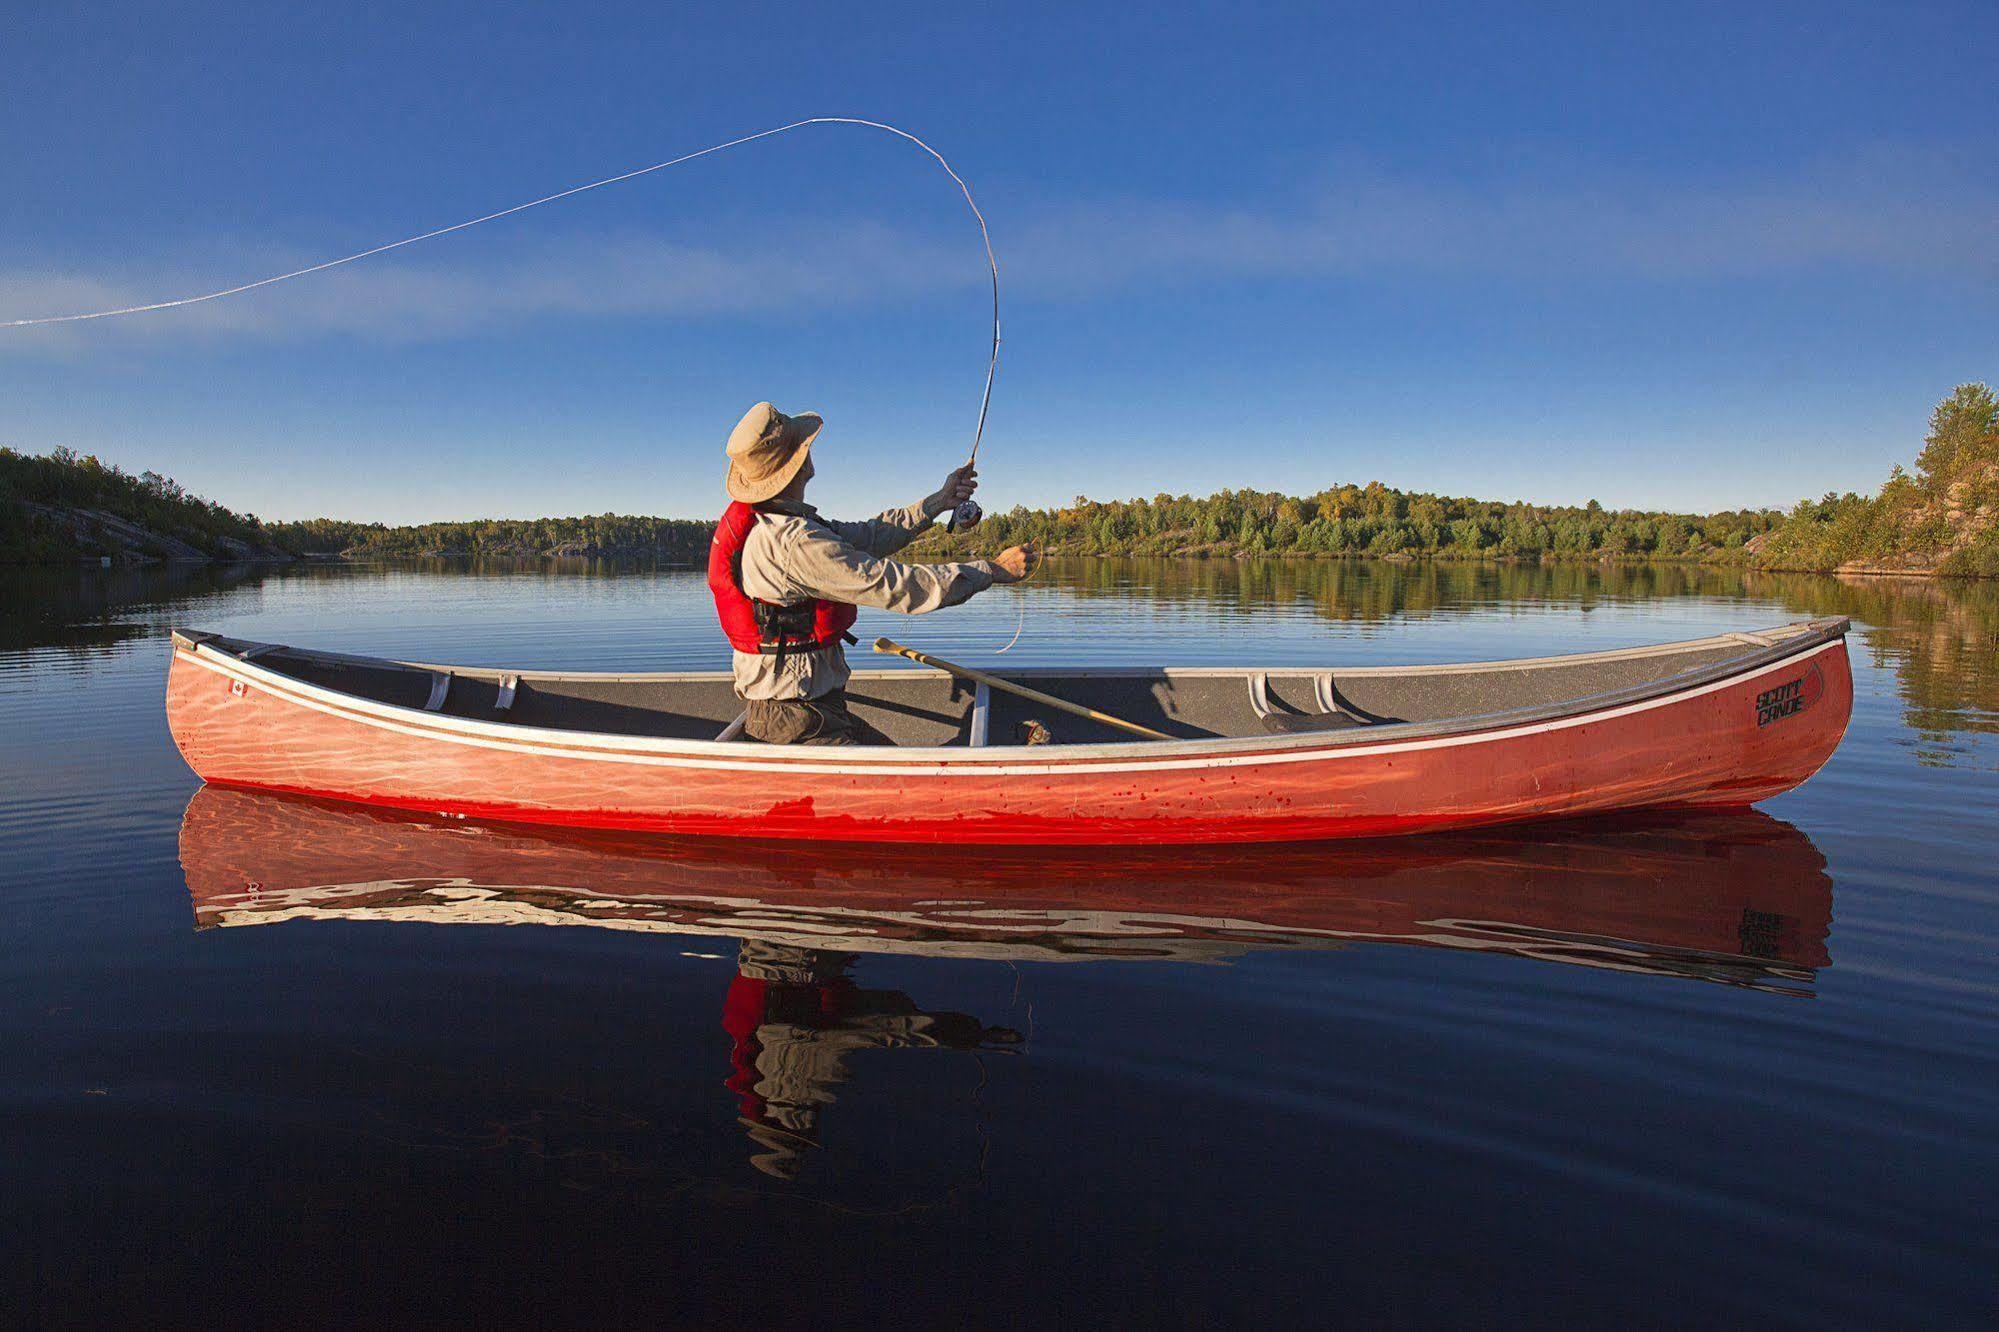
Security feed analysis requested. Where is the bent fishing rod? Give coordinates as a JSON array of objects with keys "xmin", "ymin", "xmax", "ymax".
[{"xmin": 4, "ymin": 117, "xmax": 1002, "ymax": 530}]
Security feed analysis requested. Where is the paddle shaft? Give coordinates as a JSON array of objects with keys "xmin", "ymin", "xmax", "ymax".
[{"xmin": 872, "ymin": 637, "xmax": 1172, "ymax": 742}]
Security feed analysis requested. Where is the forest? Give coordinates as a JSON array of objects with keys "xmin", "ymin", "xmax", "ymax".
[
  {"xmin": 918, "ymin": 482, "xmax": 1779, "ymax": 563},
  {"xmin": 6, "ymin": 383, "xmax": 1991, "ymax": 576},
  {"xmin": 0, "ymin": 446, "xmax": 288, "ymax": 562},
  {"xmin": 1750, "ymin": 383, "xmax": 1998, "ymax": 578}
]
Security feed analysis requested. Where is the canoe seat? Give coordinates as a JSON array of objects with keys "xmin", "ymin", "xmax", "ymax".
[{"xmin": 1249, "ymin": 671, "xmax": 1402, "ymax": 735}]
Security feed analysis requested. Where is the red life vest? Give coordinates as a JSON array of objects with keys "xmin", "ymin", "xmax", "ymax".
[{"xmin": 708, "ymin": 501, "xmax": 859, "ymax": 659}]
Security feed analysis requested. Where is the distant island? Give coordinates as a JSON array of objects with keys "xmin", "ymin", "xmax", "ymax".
[{"xmin": 5, "ymin": 382, "xmax": 1993, "ymax": 578}]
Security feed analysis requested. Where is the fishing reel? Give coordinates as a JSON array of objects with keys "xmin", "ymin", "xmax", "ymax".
[{"xmin": 946, "ymin": 499, "xmax": 983, "ymax": 533}]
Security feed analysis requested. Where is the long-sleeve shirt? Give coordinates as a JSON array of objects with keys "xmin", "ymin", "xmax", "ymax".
[{"xmin": 732, "ymin": 495, "xmax": 1003, "ymax": 701}]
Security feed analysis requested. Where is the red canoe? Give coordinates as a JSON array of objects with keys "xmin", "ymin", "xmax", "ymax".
[{"xmin": 165, "ymin": 618, "xmax": 1852, "ymax": 845}]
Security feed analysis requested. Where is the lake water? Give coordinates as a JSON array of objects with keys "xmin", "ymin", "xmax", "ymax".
[{"xmin": 2, "ymin": 558, "xmax": 1994, "ymax": 1325}]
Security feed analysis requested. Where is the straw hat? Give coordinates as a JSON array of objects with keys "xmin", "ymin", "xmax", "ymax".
[{"xmin": 725, "ymin": 401, "xmax": 824, "ymax": 504}]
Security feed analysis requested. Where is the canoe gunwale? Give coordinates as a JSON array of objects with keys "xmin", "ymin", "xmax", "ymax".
[{"xmin": 168, "ymin": 617, "xmax": 1851, "ymax": 767}]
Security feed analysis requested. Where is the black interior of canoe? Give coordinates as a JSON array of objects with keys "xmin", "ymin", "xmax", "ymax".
[{"xmin": 196, "ymin": 631, "xmax": 1802, "ymax": 748}]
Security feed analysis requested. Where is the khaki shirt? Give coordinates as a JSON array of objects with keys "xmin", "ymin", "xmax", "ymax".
[{"xmin": 733, "ymin": 496, "xmax": 1002, "ymax": 701}]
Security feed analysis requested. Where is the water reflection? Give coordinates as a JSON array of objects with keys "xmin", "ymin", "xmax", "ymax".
[
  {"xmin": 1044, "ymin": 556, "xmax": 1766, "ymax": 624},
  {"xmin": 0, "ymin": 561, "xmax": 277, "ymax": 656},
  {"xmin": 724, "ymin": 941, "xmax": 1021, "ymax": 1180},
  {"xmin": 181, "ymin": 786, "xmax": 1834, "ymax": 991},
  {"xmin": 178, "ymin": 787, "xmax": 1836, "ymax": 1184},
  {"xmin": 1757, "ymin": 573, "xmax": 1999, "ymax": 755}
]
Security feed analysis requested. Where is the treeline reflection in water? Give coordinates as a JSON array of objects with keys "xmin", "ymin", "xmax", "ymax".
[
  {"xmin": 1049, "ymin": 557, "xmax": 1999, "ymax": 753},
  {"xmin": 1039, "ymin": 555, "xmax": 1768, "ymax": 621},
  {"xmin": 13, "ymin": 555, "xmax": 1990, "ymax": 758},
  {"xmin": 182, "ymin": 785, "xmax": 1834, "ymax": 1184},
  {"xmin": 0, "ymin": 561, "xmax": 275, "ymax": 656}
]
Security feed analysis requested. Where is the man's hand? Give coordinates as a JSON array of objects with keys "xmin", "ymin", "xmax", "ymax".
[
  {"xmin": 923, "ymin": 464, "xmax": 979, "ymax": 520},
  {"xmin": 993, "ymin": 541, "xmax": 1039, "ymax": 582}
]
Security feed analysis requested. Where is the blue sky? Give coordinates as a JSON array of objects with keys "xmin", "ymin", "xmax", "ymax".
[{"xmin": 3, "ymin": 2, "xmax": 1994, "ymax": 523}]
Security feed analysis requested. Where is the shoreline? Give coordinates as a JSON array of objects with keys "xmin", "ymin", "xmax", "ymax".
[{"xmin": 10, "ymin": 549, "xmax": 1989, "ymax": 581}]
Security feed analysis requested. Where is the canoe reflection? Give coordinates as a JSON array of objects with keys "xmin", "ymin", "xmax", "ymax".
[
  {"xmin": 179, "ymin": 787, "xmax": 1832, "ymax": 1181},
  {"xmin": 179, "ymin": 786, "xmax": 1831, "ymax": 988}
]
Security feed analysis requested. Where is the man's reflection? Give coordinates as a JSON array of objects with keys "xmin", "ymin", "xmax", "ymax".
[{"xmin": 721, "ymin": 941, "xmax": 1021, "ymax": 1179}]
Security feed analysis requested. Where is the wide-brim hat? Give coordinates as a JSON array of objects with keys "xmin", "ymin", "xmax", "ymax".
[{"xmin": 725, "ymin": 401, "xmax": 824, "ymax": 504}]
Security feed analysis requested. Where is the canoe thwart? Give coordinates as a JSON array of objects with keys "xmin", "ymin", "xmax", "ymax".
[
  {"xmin": 969, "ymin": 681, "xmax": 992, "ymax": 747},
  {"xmin": 873, "ymin": 636, "xmax": 1172, "ymax": 741}
]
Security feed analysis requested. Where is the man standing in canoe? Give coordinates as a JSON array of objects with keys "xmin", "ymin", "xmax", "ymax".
[{"xmin": 710, "ymin": 402, "xmax": 1038, "ymax": 745}]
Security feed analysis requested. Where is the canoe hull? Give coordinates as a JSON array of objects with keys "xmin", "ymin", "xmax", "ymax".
[{"xmin": 165, "ymin": 635, "xmax": 1852, "ymax": 845}]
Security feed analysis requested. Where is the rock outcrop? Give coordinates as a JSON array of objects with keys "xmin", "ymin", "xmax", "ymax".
[{"xmin": 14, "ymin": 500, "xmax": 292, "ymax": 564}]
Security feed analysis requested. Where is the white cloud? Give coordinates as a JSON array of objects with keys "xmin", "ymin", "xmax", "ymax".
[
  {"xmin": 0, "ymin": 220, "xmax": 976, "ymax": 350},
  {"xmin": 2, "ymin": 144, "xmax": 1991, "ymax": 353},
  {"xmin": 1008, "ymin": 144, "xmax": 1999, "ymax": 288}
]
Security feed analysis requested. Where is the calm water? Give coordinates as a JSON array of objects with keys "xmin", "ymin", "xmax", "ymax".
[{"xmin": 2, "ymin": 558, "xmax": 1995, "ymax": 1326}]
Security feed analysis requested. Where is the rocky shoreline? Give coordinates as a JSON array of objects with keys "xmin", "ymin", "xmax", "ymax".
[{"xmin": 14, "ymin": 501, "xmax": 295, "ymax": 565}]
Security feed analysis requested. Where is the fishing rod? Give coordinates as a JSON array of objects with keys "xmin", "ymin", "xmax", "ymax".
[{"xmin": 4, "ymin": 116, "xmax": 1005, "ymax": 540}]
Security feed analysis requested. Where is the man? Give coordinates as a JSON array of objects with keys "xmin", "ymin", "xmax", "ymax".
[{"xmin": 708, "ymin": 401, "xmax": 1037, "ymax": 745}]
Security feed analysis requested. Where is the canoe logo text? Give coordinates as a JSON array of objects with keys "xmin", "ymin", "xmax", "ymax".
[{"xmin": 1755, "ymin": 665, "xmax": 1823, "ymax": 727}]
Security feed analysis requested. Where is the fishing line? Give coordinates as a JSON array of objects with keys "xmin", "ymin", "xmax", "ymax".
[
  {"xmin": 994, "ymin": 555, "xmax": 1038, "ymax": 654},
  {"xmin": 4, "ymin": 117, "xmax": 1017, "ymax": 646}
]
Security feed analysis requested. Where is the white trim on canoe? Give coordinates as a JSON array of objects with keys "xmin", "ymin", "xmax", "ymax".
[{"xmin": 172, "ymin": 629, "xmax": 1847, "ymax": 778}]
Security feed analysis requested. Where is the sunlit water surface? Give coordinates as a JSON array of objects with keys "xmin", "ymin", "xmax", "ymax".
[{"xmin": 1, "ymin": 559, "xmax": 1994, "ymax": 1325}]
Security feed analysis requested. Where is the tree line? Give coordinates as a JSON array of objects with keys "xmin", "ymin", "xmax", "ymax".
[
  {"xmin": 269, "ymin": 515, "xmax": 711, "ymax": 559},
  {"xmin": 0, "ymin": 451, "xmax": 1783, "ymax": 566},
  {"xmin": 922, "ymin": 382, "xmax": 1992, "ymax": 573},
  {"xmin": 0, "ymin": 446, "xmax": 286, "ymax": 562},
  {"xmin": 282, "ymin": 484, "xmax": 1788, "ymax": 564},
  {"xmin": 1751, "ymin": 383, "xmax": 1998, "ymax": 578},
  {"xmin": 6, "ymin": 381, "xmax": 1990, "ymax": 574},
  {"xmin": 920, "ymin": 482, "xmax": 1780, "ymax": 563}
]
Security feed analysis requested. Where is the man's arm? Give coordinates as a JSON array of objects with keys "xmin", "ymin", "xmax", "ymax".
[
  {"xmin": 819, "ymin": 464, "xmax": 979, "ymax": 558},
  {"xmin": 778, "ymin": 521, "xmax": 1003, "ymax": 614},
  {"xmin": 818, "ymin": 500, "xmax": 935, "ymax": 559}
]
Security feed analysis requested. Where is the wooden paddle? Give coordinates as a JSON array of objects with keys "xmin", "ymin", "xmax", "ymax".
[{"xmin": 872, "ymin": 637, "xmax": 1172, "ymax": 742}]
